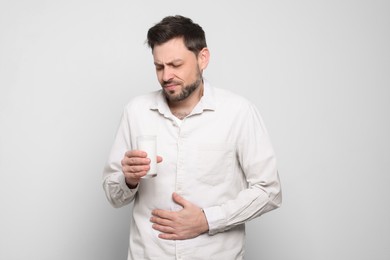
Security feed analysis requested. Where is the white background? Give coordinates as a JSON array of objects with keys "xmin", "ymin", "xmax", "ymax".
[{"xmin": 1, "ymin": 0, "xmax": 389, "ymax": 259}]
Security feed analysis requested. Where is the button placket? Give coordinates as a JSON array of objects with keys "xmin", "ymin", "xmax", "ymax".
[{"xmin": 176, "ymin": 132, "xmax": 185, "ymax": 196}]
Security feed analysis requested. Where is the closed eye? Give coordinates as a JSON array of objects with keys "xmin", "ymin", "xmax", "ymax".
[{"xmin": 155, "ymin": 65, "xmax": 164, "ymax": 71}]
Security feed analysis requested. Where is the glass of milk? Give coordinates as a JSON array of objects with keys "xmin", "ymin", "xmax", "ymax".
[{"xmin": 137, "ymin": 135, "xmax": 157, "ymax": 178}]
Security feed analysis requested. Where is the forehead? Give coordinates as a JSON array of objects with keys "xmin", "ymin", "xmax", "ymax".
[{"xmin": 152, "ymin": 38, "xmax": 195, "ymax": 63}]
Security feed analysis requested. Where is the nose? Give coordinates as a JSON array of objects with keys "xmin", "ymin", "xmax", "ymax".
[{"xmin": 161, "ymin": 67, "xmax": 173, "ymax": 82}]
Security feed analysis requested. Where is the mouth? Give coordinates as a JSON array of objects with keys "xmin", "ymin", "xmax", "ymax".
[{"xmin": 163, "ymin": 82, "xmax": 180, "ymax": 92}]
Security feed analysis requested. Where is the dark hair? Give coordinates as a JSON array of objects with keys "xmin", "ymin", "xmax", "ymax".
[{"xmin": 147, "ymin": 15, "xmax": 207, "ymax": 56}]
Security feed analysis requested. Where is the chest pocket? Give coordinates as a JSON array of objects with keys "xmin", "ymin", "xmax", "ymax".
[{"xmin": 196, "ymin": 143, "xmax": 234, "ymax": 186}]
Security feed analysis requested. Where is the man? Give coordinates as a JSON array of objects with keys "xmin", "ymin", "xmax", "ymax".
[{"xmin": 103, "ymin": 15, "xmax": 282, "ymax": 259}]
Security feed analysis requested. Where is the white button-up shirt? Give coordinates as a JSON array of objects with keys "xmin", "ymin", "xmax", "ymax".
[{"xmin": 103, "ymin": 80, "xmax": 282, "ymax": 260}]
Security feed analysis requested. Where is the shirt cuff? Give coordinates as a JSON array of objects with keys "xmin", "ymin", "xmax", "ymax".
[
  {"xmin": 202, "ymin": 206, "xmax": 227, "ymax": 235},
  {"xmin": 119, "ymin": 173, "xmax": 138, "ymax": 194}
]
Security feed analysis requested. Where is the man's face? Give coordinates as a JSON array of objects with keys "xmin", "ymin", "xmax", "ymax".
[{"xmin": 152, "ymin": 38, "xmax": 208, "ymax": 103}]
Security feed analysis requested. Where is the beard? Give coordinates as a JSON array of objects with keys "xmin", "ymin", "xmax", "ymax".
[{"xmin": 162, "ymin": 70, "xmax": 203, "ymax": 103}]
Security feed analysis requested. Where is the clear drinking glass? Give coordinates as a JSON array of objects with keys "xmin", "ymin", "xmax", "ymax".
[{"xmin": 137, "ymin": 135, "xmax": 157, "ymax": 178}]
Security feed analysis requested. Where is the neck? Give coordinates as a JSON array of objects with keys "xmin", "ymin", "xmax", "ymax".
[{"xmin": 169, "ymin": 83, "xmax": 204, "ymax": 119}]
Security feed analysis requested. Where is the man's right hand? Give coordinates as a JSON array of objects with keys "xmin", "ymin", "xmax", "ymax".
[{"xmin": 121, "ymin": 150, "xmax": 163, "ymax": 188}]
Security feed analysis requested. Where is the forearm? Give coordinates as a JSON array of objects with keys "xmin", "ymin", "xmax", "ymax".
[
  {"xmin": 203, "ymin": 181, "xmax": 281, "ymax": 235},
  {"xmin": 204, "ymin": 152, "xmax": 282, "ymax": 235}
]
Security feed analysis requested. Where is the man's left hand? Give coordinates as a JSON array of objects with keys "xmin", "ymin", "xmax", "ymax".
[{"xmin": 150, "ymin": 192, "xmax": 209, "ymax": 240}]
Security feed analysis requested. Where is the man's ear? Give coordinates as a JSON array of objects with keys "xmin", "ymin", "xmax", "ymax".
[{"xmin": 198, "ymin": 47, "xmax": 210, "ymax": 71}]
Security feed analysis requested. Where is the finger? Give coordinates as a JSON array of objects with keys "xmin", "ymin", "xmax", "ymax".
[
  {"xmin": 125, "ymin": 150, "xmax": 147, "ymax": 158},
  {"xmin": 122, "ymin": 157, "xmax": 150, "ymax": 166},
  {"xmin": 152, "ymin": 209, "xmax": 175, "ymax": 221},
  {"xmin": 158, "ymin": 233, "xmax": 180, "ymax": 240},
  {"xmin": 150, "ymin": 215, "xmax": 173, "ymax": 226},
  {"xmin": 152, "ymin": 223, "xmax": 175, "ymax": 233},
  {"xmin": 123, "ymin": 164, "xmax": 150, "ymax": 174},
  {"xmin": 124, "ymin": 168, "xmax": 148, "ymax": 182},
  {"xmin": 171, "ymin": 192, "xmax": 189, "ymax": 208},
  {"xmin": 157, "ymin": 155, "xmax": 163, "ymax": 163}
]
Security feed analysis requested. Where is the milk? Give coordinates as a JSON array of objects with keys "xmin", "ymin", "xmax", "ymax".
[{"xmin": 137, "ymin": 135, "xmax": 157, "ymax": 178}]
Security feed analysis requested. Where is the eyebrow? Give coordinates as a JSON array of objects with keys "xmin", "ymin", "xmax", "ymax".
[{"xmin": 154, "ymin": 59, "xmax": 184, "ymax": 66}]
